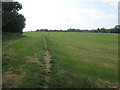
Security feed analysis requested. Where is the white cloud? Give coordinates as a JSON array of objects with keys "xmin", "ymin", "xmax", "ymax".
[
  {"xmin": 16, "ymin": 0, "xmax": 117, "ymax": 31},
  {"xmin": 101, "ymin": 0, "xmax": 119, "ymax": 7},
  {"xmin": 69, "ymin": 8, "xmax": 117, "ymax": 29}
]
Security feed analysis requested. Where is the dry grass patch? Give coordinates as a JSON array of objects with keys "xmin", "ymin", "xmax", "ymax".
[
  {"xmin": 26, "ymin": 56, "xmax": 39, "ymax": 64},
  {"xmin": 109, "ymin": 83, "xmax": 120, "ymax": 88},
  {"xmin": 3, "ymin": 71, "xmax": 26, "ymax": 88},
  {"xmin": 3, "ymin": 48, "xmax": 15, "ymax": 60},
  {"xmin": 106, "ymin": 81, "xmax": 119, "ymax": 88}
]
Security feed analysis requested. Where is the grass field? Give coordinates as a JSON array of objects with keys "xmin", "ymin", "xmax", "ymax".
[{"xmin": 2, "ymin": 32, "xmax": 118, "ymax": 88}]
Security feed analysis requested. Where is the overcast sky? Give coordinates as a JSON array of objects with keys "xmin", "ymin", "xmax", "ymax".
[{"xmin": 16, "ymin": 0, "xmax": 119, "ymax": 31}]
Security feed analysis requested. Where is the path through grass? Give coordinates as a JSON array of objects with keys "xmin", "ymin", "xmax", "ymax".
[{"xmin": 2, "ymin": 32, "xmax": 118, "ymax": 88}]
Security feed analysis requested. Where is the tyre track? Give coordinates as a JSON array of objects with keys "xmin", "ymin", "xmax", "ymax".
[{"xmin": 43, "ymin": 37, "xmax": 51, "ymax": 88}]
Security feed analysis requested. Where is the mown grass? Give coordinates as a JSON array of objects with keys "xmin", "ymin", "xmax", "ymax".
[
  {"xmin": 46, "ymin": 32, "xmax": 118, "ymax": 88},
  {"xmin": 3, "ymin": 32, "xmax": 46, "ymax": 88},
  {"xmin": 2, "ymin": 32, "xmax": 118, "ymax": 88}
]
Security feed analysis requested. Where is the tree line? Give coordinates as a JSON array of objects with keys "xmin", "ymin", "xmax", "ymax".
[{"xmin": 36, "ymin": 25, "xmax": 120, "ymax": 33}]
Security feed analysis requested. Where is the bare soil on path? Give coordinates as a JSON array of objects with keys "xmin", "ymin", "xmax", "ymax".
[{"xmin": 43, "ymin": 37, "xmax": 52, "ymax": 88}]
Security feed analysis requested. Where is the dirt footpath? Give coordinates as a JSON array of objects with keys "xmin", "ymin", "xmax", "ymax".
[{"xmin": 43, "ymin": 37, "xmax": 52, "ymax": 88}]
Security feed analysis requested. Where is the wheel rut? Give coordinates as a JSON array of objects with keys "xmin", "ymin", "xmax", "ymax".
[{"xmin": 43, "ymin": 37, "xmax": 51, "ymax": 88}]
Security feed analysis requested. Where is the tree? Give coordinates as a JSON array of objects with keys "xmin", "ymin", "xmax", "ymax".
[
  {"xmin": 114, "ymin": 25, "xmax": 120, "ymax": 33},
  {"xmin": 100, "ymin": 28, "xmax": 106, "ymax": 33},
  {"xmin": 2, "ymin": 1, "xmax": 26, "ymax": 33},
  {"xmin": 96, "ymin": 28, "xmax": 100, "ymax": 32}
]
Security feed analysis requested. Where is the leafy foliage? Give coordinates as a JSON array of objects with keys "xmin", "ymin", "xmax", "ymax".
[{"xmin": 2, "ymin": 1, "xmax": 26, "ymax": 33}]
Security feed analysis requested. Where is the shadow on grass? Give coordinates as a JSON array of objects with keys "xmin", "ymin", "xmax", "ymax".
[{"xmin": 2, "ymin": 32, "xmax": 27, "ymax": 41}]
